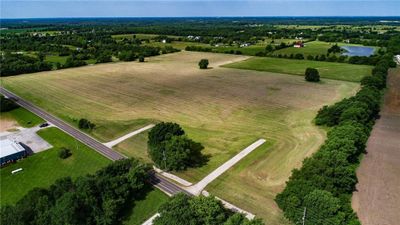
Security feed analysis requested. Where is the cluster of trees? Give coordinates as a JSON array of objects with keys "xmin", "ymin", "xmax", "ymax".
[
  {"xmin": 1, "ymin": 159, "xmax": 149, "ymax": 225},
  {"xmin": 154, "ymin": 194, "xmax": 264, "ymax": 225},
  {"xmin": 147, "ymin": 122, "xmax": 205, "ymax": 171},
  {"xmin": 0, "ymin": 53, "xmax": 52, "ymax": 76},
  {"xmin": 78, "ymin": 118, "xmax": 96, "ymax": 130},
  {"xmin": 185, "ymin": 45, "xmax": 213, "ymax": 52},
  {"xmin": 275, "ymin": 52, "xmax": 395, "ymax": 225},
  {"xmin": 327, "ymin": 44, "xmax": 342, "ymax": 54},
  {"xmin": 0, "ymin": 95, "xmax": 19, "ymax": 112}
]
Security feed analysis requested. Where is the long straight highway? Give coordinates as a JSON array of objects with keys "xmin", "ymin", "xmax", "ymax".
[{"xmin": 0, "ymin": 87, "xmax": 190, "ymax": 196}]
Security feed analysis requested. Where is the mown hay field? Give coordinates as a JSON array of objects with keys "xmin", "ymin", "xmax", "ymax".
[{"xmin": 2, "ymin": 51, "xmax": 359, "ymax": 223}]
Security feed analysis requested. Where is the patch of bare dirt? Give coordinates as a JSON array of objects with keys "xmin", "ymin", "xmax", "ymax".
[
  {"xmin": 0, "ymin": 118, "xmax": 18, "ymax": 132},
  {"xmin": 352, "ymin": 68, "xmax": 400, "ymax": 225}
]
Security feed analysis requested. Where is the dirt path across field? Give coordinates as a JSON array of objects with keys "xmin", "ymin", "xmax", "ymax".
[{"xmin": 352, "ymin": 68, "xmax": 400, "ymax": 225}]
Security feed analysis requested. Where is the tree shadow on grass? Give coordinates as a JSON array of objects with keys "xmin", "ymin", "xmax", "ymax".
[
  {"xmin": 190, "ymin": 153, "xmax": 211, "ymax": 169},
  {"xmin": 119, "ymin": 183, "xmax": 156, "ymax": 225}
]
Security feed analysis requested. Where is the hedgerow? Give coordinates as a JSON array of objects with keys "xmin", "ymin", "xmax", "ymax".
[{"xmin": 275, "ymin": 52, "xmax": 395, "ymax": 224}]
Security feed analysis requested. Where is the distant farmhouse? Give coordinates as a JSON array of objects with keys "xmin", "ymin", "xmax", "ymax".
[
  {"xmin": 293, "ymin": 41, "xmax": 304, "ymax": 48},
  {"xmin": 0, "ymin": 139, "xmax": 27, "ymax": 166}
]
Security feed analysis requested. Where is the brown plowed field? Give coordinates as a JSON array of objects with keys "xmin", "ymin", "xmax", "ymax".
[{"xmin": 352, "ymin": 68, "xmax": 400, "ymax": 225}]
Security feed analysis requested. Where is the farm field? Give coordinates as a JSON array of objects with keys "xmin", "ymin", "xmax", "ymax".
[
  {"xmin": 0, "ymin": 127, "xmax": 110, "ymax": 206},
  {"xmin": 272, "ymin": 40, "xmax": 375, "ymax": 57},
  {"xmin": 352, "ymin": 68, "xmax": 400, "ymax": 225},
  {"xmin": 224, "ymin": 56, "xmax": 372, "ymax": 82},
  {"xmin": 1, "ymin": 51, "xmax": 359, "ymax": 223},
  {"xmin": 146, "ymin": 41, "xmax": 209, "ymax": 50}
]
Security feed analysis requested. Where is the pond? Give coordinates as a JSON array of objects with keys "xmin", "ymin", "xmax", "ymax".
[{"xmin": 341, "ymin": 46, "xmax": 375, "ymax": 57}]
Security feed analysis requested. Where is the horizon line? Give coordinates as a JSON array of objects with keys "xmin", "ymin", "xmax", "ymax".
[{"xmin": 2, "ymin": 16, "xmax": 400, "ymax": 20}]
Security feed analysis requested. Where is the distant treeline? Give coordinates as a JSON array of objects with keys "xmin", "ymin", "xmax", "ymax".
[{"xmin": 0, "ymin": 32, "xmax": 180, "ymax": 76}]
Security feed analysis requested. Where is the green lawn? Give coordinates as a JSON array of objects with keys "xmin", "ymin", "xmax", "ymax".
[
  {"xmin": 0, "ymin": 127, "xmax": 110, "ymax": 206},
  {"xmin": 224, "ymin": 57, "xmax": 372, "ymax": 82},
  {"xmin": 45, "ymin": 55, "xmax": 68, "ymax": 64},
  {"xmin": 114, "ymin": 131, "xmax": 151, "ymax": 163},
  {"xmin": 123, "ymin": 188, "xmax": 169, "ymax": 225},
  {"xmin": 0, "ymin": 107, "xmax": 44, "ymax": 128}
]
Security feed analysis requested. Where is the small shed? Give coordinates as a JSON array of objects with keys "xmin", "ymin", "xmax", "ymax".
[
  {"xmin": 293, "ymin": 41, "xmax": 304, "ymax": 48},
  {"xmin": 0, "ymin": 139, "xmax": 27, "ymax": 166}
]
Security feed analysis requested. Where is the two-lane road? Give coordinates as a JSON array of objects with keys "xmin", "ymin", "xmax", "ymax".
[{"xmin": 0, "ymin": 87, "xmax": 189, "ymax": 196}]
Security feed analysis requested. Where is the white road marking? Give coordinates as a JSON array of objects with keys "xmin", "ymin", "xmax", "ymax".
[{"xmin": 186, "ymin": 139, "xmax": 266, "ymax": 195}]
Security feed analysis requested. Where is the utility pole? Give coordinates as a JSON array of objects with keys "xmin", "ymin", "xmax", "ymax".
[
  {"xmin": 302, "ymin": 207, "xmax": 307, "ymax": 225},
  {"xmin": 163, "ymin": 149, "xmax": 167, "ymax": 170}
]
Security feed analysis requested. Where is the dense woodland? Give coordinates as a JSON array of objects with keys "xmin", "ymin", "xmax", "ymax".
[
  {"xmin": 275, "ymin": 36, "xmax": 399, "ymax": 225},
  {"xmin": 153, "ymin": 194, "xmax": 263, "ymax": 225},
  {"xmin": 0, "ymin": 159, "xmax": 149, "ymax": 225}
]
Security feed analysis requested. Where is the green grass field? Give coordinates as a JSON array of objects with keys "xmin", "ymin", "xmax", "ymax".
[
  {"xmin": 0, "ymin": 107, "xmax": 44, "ymax": 128},
  {"xmin": 114, "ymin": 131, "xmax": 151, "ymax": 163},
  {"xmin": 2, "ymin": 52, "xmax": 358, "ymax": 223},
  {"xmin": 45, "ymin": 55, "xmax": 69, "ymax": 64},
  {"xmin": 224, "ymin": 56, "xmax": 372, "ymax": 82},
  {"xmin": 122, "ymin": 188, "xmax": 169, "ymax": 225},
  {"xmin": 0, "ymin": 127, "xmax": 110, "ymax": 206}
]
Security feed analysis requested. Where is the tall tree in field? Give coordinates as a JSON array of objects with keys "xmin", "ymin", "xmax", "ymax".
[
  {"xmin": 199, "ymin": 59, "xmax": 209, "ymax": 69},
  {"xmin": 305, "ymin": 68, "xmax": 320, "ymax": 82}
]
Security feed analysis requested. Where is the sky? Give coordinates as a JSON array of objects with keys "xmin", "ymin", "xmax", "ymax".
[{"xmin": 1, "ymin": 0, "xmax": 399, "ymax": 18}]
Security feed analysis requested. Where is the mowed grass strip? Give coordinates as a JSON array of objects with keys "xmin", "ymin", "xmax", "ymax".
[
  {"xmin": 0, "ymin": 127, "xmax": 110, "ymax": 206},
  {"xmin": 122, "ymin": 188, "xmax": 169, "ymax": 225},
  {"xmin": 223, "ymin": 56, "xmax": 372, "ymax": 82},
  {"xmin": 2, "ymin": 51, "xmax": 359, "ymax": 224}
]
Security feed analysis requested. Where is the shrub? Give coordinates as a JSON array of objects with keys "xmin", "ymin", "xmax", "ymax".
[
  {"xmin": 294, "ymin": 53, "xmax": 304, "ymax": 60},
  {"xmin": 78, "ymin": 118, "xmax": 95, "ymax": 130},
  {"xmin": 138, "ymin": 55, "xmax": 145, "ymax": 62},
  {"xmin": 199, "ymin": 59, "xmax": 209, "ymax": 69},
  {"xmin": 58, "ymin": 147, "xmax": 72, "ymax": 159},
  {"xmin": 305, "ymin": 68, "xmax": 320, "ymax": 82}
]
